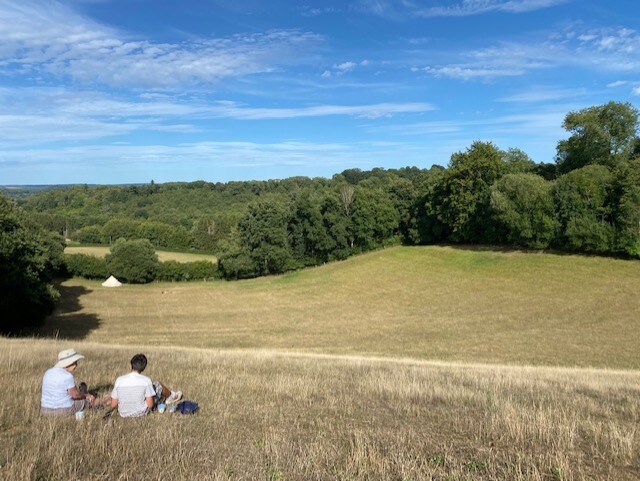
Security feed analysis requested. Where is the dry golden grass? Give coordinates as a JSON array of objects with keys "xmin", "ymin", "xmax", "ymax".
[
  {"xmin": 64, "ymin": 245, "xmax": 217, "ymax": 263},
  {"xmin": 1, "ymin": 338, "xmax": 639, "ymax": 480},
  {"xmin": 44, "ymin": 246, "xmax": 640, "ymax": 369},
  {"xmin": 5, "ymin": 246, "xmax": 640, "ymax": 479}
]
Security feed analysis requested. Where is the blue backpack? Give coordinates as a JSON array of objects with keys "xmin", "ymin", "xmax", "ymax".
[{"xmin": 176, "ymin": 400, "xmax": 199, "ymax": 414}]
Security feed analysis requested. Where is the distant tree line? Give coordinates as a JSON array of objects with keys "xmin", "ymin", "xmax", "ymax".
[{"xmin": 3, "ymin": 101, "xmax": 638, "ymax": 296}]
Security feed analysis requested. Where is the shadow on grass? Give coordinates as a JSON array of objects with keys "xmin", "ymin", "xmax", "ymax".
[
  {"xmin": 33, "ymin": 281, "xmax": 101, "ymax": 340},
  {"xmin": 444, "ymin": 243, "xmax": 633, "ymax": 260}
]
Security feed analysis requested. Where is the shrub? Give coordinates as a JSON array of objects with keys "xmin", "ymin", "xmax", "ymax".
[
  {"xmin": 64, "ymin": 253, "xmax": 109, "ymax": 279},
  {"xmin": 105, "ymin": 238, "xmax": 158, "ymax": 283},
  {"xmin": 156, "ymin": 260, "xmax": 218, "ymax": 281}
]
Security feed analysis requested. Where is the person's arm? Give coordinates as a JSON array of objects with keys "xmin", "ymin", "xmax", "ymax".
[
  {"xmin": 145, "ymin": 396, "xmax": 154, "ymax": 409},
  {"xmin": 110, "ymin": 397, "xmax": 119, "ymax": 410},
  {"xmin": 68, "ymin": 386, "xmax": 95, "ymax": 404}
]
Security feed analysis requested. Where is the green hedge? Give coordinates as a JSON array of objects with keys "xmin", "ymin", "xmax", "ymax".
[{"xmin": 64, "ymin": 253, "xmax": 109, "ymax": 279}]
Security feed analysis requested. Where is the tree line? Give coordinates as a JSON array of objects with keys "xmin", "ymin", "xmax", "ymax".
[{"xmin": 2, "ymin": 101, "xmax": 639, "ymax": 330}]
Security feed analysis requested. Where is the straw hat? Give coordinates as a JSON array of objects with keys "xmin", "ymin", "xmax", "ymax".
[{"xmin": 55, "ymin": 348, "xmax": 85, "ymax": 368}]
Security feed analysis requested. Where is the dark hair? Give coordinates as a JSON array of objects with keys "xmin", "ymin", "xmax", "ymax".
[{"xmin": 130, "ymin": 353, "xmax": 148, "ymax": 373}]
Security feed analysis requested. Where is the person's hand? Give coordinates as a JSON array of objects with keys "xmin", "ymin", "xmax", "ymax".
[{"xmin": 86, "ymin": 393, "xmax": 96, "ymax": 403}]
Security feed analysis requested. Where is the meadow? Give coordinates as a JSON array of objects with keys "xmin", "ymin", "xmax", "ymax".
[
  {"xmin": 64, "ymin": 245, "xmax": 218, "ymax": 263},
  {"xmin": 2, "ymin": 246, "xmax": 640, "ymax": 480}
]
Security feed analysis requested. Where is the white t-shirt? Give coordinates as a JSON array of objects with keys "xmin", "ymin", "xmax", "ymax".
[
  {"xmin": 112, "ymin": 372, "xmax": 155, "ymax": 417},
  {"xmin": 41, "ymin": 366, "xmax": 75, "ymax": 409}
]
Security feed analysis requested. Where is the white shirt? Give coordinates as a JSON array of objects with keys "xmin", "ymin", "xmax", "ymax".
[
  {"xmin": 41, "ymin": 366, "xmax": 75, "ymax": 409},
  {"xmin": 112, "ymin": 372, "xmax": 155, "ymax": 417}
]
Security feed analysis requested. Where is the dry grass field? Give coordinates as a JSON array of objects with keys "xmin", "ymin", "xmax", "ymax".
[
  {"xmin": 3, "ymin": 246, "xmax": 640, "ymax": 480},
  {"xmin": 1, "ymin": 339, "xmax": 639, "ymax": 480},
  {"xmin": 64, "ymin": 245, "xmax": 217, "ymax": 263}
]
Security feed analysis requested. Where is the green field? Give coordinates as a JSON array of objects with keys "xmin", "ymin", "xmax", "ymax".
[
  {"xmin": 3, "ymin": 246, "xmax": 640, "ymax": 480},
  {"xmin": 46, "ymin": 246, "xmax": 640, "ymax": 368},
  {"xmin": 64, "ymin": 245, "xmax": 217, "ymax": 263}
]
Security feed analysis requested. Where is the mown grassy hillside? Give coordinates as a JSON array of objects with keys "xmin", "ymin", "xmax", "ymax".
[{"xmin": 43, "ymin": 246, "xmax": 640, "ymax": 369}]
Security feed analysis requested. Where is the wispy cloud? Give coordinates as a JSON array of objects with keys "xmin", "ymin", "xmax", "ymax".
[
  {"xmin": 0, "ymin": 0, "xmax": 322, "ymax": 89},
  {"xmin": 206, "ymin": 101, "xmax": 434, "ymax": 119},
  {"xmin": 0, "ymin": 86, "xmax": 435, "ymax": 146},
  {"xmin": 499, "ymin": 87, "xmax": 587, "ymax": 102},
  {"xmin": 414, "ymin": 27, "xmax": 640, "ymax": 81},
  {"xmin": 357, "ymin": 0, "xmax": 570, "ymax": 18},
  {"xmin": 0, "ymin": 139, "xmax": 429, "ymax": 184},
  {"xmin": 321, "ymin": 59, "xmax": 371, "ymax": 78},
  {"xmin": 413, "ymin": 0, "xmax": 571, "ymax": 17}
]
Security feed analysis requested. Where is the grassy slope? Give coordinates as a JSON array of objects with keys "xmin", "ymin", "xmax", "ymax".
[
  {"xmin": 2, "ymin": 339, "xmax": 639, "ymax": 480},
  {"xmin": 4, "ymin": 246, "xmax": 640, "ymax": 480},
  {"xmin": 45, "ymin": 246, "xmax": 640, "ymax": 369}
]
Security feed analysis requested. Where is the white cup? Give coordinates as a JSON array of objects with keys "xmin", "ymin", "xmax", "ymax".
[{"xmin": 75, "ymin": 410, "xmax": 85, "ymax": 421}]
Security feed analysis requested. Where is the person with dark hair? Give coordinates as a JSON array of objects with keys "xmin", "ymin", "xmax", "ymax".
[
  {"xmin": 110, "ymin": 353, "xmax": 182, "ymax": 417},
  {"xmin": 41, "ymin": 348, "xmax": 108, "ymax": 416}
]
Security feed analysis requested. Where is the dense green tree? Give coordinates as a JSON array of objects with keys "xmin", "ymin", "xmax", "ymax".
[
  {"xmin": 102, "ymin": 218, "xmax": 142, "ymax": 244},
  {"xmin": 288, "ymin": 192, "xmax": 336, "ymax": 265},
  {"xmin": 556, "ymin": 101, "xmax": 639, "ymax": 174},
  {"xmin": 319, "ymin": 191, "xmax": 353, "ymax": 260},
  {"xmin": 191, "ymin": 213, "xmax": 237, "ymax": 252},
  {"xmin": 74, "ymin": 225, "xmax": 103, "ymax": 244},
  {"xmin": 553, "ymin": 165, "xmax": 614, "ymax": 253},
  {"xmin": 490, "ymin": 174, "xmax": 558, "ymax": 249},
  {"xmin": 105, "ymin": 238, "xmax": 158, "ymax": 283},
  {"xmin": 611, "ymin": 158, "xmax": 640, "ymax": 256},
  {"xmin": 502, "ymin": 148, "xmax": 536, "ymax": 174},
  {"xmin": 0, "ymin": 194, "xmax": 63, "ymax": 333},
  {"xmin": 352, "ymin": 187, "xmax": 400, "ymax": 249},
  {"xmin": 426, "ymin": 141, "xmax": 506, "ymax": 243},
  {"xmin": 235, "ymin": 199, "xmax": 295, "ymax": 276}
]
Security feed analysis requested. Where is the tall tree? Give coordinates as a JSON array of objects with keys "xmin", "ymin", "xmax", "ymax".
[
  {"xmin": 490, "ymin": 173, "xmax": 557, "ymax": 249},
  {"xmin": 556, "ymin": 101, "xmax": 639, "ymax": 174},
  {"xmin": 611, "ymin": 158, "xmax": 640, "ymax": 256},
  {"xmin": 553, "ymin": 165, "xmax": 614, "ymax": 253},
  {"xmin": 427, "ymin": 141, "xmax": 506, "ymax": 243},
  {"xmin": 0, "ymin": 194, "xmax": 63, "ymax": 333}
]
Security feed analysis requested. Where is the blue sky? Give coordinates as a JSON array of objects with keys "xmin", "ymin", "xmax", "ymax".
[{"xmin": 1, "ymin": 0, "xmax": 639, "ymax": 185}]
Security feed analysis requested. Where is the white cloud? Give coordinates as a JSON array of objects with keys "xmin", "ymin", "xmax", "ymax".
[
  {"xmin": 0, "ymin": 139, "xmax": 430, "ymax": 184},
  {"xmin": 359, "ymin": 0, "xmax": 570, "ymax": 18},
  {"xmin": 206, "ymin": 101, "xmax": 435, "ymax": 120},
  {"xmin": 0, "ymin": 0, "xmax": 322, "ymax": 89},
  {"xmin": 421, "ymin": 66, "xmax": 524, "ymax": 79},
  {"xmin": 607, "ymin": 80, "xmax": 628, "ymax": 87},
  {"xmin": 415, "ymin": 27, "xmax": 640, "ymax": 81},
  {"xmin": 633, "ymin": 87, "xmax": 640, "ymax": 96},
  {"xmin": 0, "ymin": 86, "xmax": 435, "ymax": 146},
  {"xmin": 335, "ymin": 61, "xmax": 357, "ymax": 72},
  {"xmin": 499, "ymin": 87, "xmax": 586, "ymax": 102}
]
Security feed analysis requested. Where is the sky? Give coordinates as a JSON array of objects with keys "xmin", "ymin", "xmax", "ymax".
[{"xmin": 1, "ymin": 0, "xmax": 639, "ymax": 185}]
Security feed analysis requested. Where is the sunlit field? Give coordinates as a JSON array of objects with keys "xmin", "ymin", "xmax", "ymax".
[
  {"xmin": 3, "ymin": 246, "xmax": 640, "ymax": 480},
  {"xmin": 64, "ymin": 245, "xmax": 217, "ymax": 263},
  {"xmin": 2, "ymin": 339, "xmax": 639, "ymax": 480},
  {"xmin": 46, "ymin": 246, "xmax": 640, "ymax": 368}
]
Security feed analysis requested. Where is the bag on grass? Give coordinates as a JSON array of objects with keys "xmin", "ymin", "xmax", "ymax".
[{"xmin": 176, "ymin": 400, "xmax": 199, "ymax": 414}]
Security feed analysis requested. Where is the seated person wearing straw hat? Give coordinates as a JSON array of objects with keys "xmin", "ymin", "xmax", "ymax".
[
  {"xmin": 40, "ymin": 348, "xmax": 99, "ymax": 416},
  {"xmin": 111, "ymin": 353, "xmax": 182, "ymax": 418}
]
